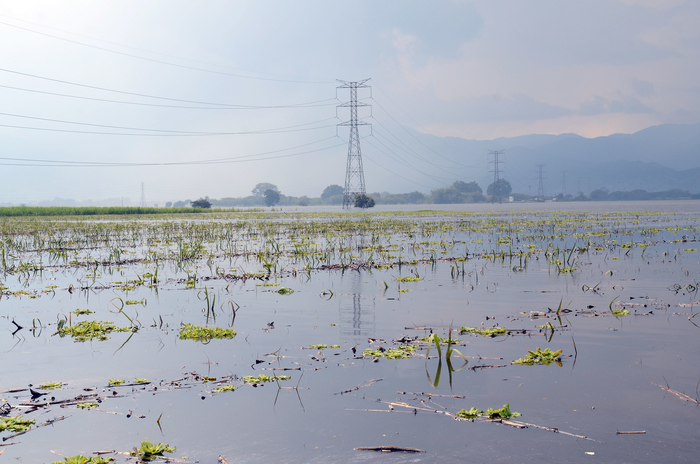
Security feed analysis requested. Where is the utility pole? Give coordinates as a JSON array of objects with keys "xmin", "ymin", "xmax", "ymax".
[
  {"xmin": 536, "ymin": 164, "xmax": 545, "ymax": 201},
  {"xmin": 337, "ymin": 79, "xmax": 371, "ymax": 209},
  {"xmin": 140, "ymin": 182, "xmax": 146, "ymax": 208},
  {"xmin": 488, "ymin": 149, "xmax": 505, "ymax": 203}
]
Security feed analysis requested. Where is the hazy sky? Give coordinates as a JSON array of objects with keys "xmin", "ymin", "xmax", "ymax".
[{"xmin": 0, "ymin": 0, "xmax": 697, "ymax": 203}]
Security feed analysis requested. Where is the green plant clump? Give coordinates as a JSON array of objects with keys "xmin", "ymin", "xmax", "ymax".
[
  {"xmin": 309, "ymin": 344, "xmax": 328, "ymax": 349},
  {"xmin": 419, "ymin": 335, "xmax": 460, "ymax": 345},
  {"xmin": 512, "ymin": 347, "xmax": 562, "ymax": 366},
  {"xmin": 277, "ymin": 287, "xmax": 294, "ymax": 294},
  {"xmin": 213, "ymin": 385, "xmax": 236, "ymax": 393},
  {"xmin": 133, "ymin": 377, "xmax": 149, "ymax": 384},
  {"xmin": 459, "ymin": 326, "xmax": 507, "ymax": 337},
  {"xmin": 76, "ymin": 402, "xmax": 98, "ymax": 409},
  {"xmin": 47, "ymin": 455, "xmax": 115, "ymax": 464},
  {"xmin": 486, "ymin": 404, "xmax": 521, "ymax": 420},
  {"xmin": 178, "ymin": 323, "xmax": 236, "ymax": 342},
  {"xmin": 396, "ymin": 276, "xmax": 422, "ymax": 282},
  {"xmin": 612, "ymin": 309, "xmax": 631, "ymax": 317},
  {"xmin": 456, "ymin": 407, "xmax": 484, "ymax": 419},
  {"xmin": 72, "ymin": 309, "xmax": 94, "ymax": 316},
  {"xmin": 363, "ymin": 348, "xmax": 411, "ymax": 359},
  {"xmin": 0, "ymin": 415, "xmax": 35, "ymax": 433},
  {"xmin": 38, "ymin": 382, "xmax": 63, "ymax": 390},
  {"xmin": 59, "ymin": 320, "xmax": 131, "ymax": 341},
  {"xmin": 131, "ymin": 440, "xmax": 176, "ymax": 461},
  {"xmin": 241, "ymin": 374, "xmax": 291, "ymax": 384},
  {"xmin": 108, "ymin": 379, "xmax": 125, "ymax": 386}
]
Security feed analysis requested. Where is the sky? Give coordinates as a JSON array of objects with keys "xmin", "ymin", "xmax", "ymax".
[{"xmin": 0, "ymin": 0, "xmax": 697, "ymax": 204}]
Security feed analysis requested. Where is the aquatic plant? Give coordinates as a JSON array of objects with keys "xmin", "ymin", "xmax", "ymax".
[
  {"xmin": 213, "ymin": 385, "xmax": 236, "ymax": 393},
  {"xmin": 277, "ymin": 287, "xmax": 294, "ymax": 294},
  {"xmin": 486, "ymin": 404, "xmax": 521, "ymax": 419},
  {"xmin": 241, "ymin": 374, "xmax": 290, "ymax": 384},
  {"xmin": 459, "ymin": 326, "xmax": 507, "ymax": 337},
  {"xmin": 512, "ymin": 347, "xmax": 562, "ymax": 366},
  {"xmin": 396, "ymin": 276, "xmax": 422, "ymax": 282},
  {"xmin": 47, "ymin": 455, "xmax": 114, "ymax": 464},
  {"xmin": 0, "ymin": 415, "xmax": 35, "ymax": 432},
  {"xmin": 133, "ymin": 377, "xmax": 149, "ymax": 384},
  {"xmin": 107, "ymin": 379, "xmax": 125, "ymax": 386},
  {"xmin": 58, "ymin": 320, "xmax": 132, "ymax": 341},
  {"xmin": 178, "ymin": 323, "xmax": 236, "ymax": 341},
  {"xmin": 38, "ymin": 382, "xmax": 63, "ymax": 390},
  {"xmin": 131, "ymin": 440, "xmax": 176, "ymax": 461},
  {"xmin": 456, "ymin": 407, "xmax": 484, "ymax": 419},
  {"xmin": 76, "ymin": 402, "xmax": 98, "ymax": 409},
  {"xmin": 71, "ymin": 309, "xmax": 94, "ymax": 316}
]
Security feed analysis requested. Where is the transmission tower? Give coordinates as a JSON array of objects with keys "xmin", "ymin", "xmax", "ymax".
[
  {"xmin": 140, "ymin": 182, "xmax": 146, "ymax": 207},
  {"xmin": 488, "ymin": 149, "xmax": 505, "ymax": 203},
  {"xmin": 536, "ymin": 165, "xmax": 545, "ymax": 201},
  {"xmin": 337, "ymin": 79, "xmax": 371, "ymax": 209}
]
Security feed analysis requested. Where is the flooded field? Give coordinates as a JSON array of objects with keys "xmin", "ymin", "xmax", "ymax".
[{"xmin": 1, "ymin": 206, "xmax": 699, "ymax": 463}]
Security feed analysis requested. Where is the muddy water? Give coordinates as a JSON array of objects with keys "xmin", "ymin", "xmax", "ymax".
[{"xmin": 1, "ymin": 206, "xmax": 699, "ymax": 463}]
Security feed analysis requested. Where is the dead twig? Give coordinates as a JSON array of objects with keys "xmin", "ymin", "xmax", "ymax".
[
  {"xmin": 651, "ymin": 382, "xmax": 700, "ymax": 405},
  {"xmin": 334, "ymin": 378, "xmax": 383, "ymax": 395},
  {"xmin": 355, "ymin": 446, "xmax": 425, "ymax": 453}
]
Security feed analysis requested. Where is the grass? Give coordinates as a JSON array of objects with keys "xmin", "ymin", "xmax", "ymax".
[
  {"xmin": 512, "ymin": 347, "xmax": 562, "ymax": 366},
  {"xmin": 178, "ymin": 323, "xmax": 236, "ymax": 342},
  {"xmin": 0, "ymin": 415, "xmax": 35, "ymax": 432}
]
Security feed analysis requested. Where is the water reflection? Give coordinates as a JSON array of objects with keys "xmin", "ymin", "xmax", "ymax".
[{"xmin": 339, "ymin": 272, "xmax": 375, "ymax": 338}]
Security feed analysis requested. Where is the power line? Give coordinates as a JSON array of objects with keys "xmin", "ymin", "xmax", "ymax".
[
  {"xmin": 0, "ymin": 114, "xmax": 337, "ymax": 136},
  {"xmin": 0, "ymin": 20, "xmax": 334, "ymax": 84},
  {"xmin": 0, "ymin": 67, "xmax": 331, "ymax": 108}
]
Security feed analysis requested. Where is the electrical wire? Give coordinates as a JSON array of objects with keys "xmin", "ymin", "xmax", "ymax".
[
  {"xmin": 0, "ymin": 20, "xmax": 334, "ymax": 84},
  {"xmin": 0, "ymin": 67, "xmax": 332, "ymax": 108}
]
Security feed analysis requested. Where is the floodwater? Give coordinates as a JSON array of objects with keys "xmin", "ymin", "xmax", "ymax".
[{"xmin": 1, "ymin": 202, "xmax": 699, "ymax": 463}]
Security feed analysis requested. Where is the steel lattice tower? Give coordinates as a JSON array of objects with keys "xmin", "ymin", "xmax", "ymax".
[
  {"xmin": 337, "ymin": 79, "xmax": 371, "ymax": 209},
  {"xmin": 488, "ymin": 149, "xmax": 505, "ymax": 203},
  {"xmin": 536, "ymin": 164, "xmax": 546, "ymax": 201}
]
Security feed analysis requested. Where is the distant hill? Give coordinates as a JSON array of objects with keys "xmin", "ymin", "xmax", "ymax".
[{"xmin": 390, "ymin": 122, "xmax": 700, "ymax": 195}]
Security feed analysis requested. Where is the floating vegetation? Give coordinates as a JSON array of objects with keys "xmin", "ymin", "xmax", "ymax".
[
  {"xmin": 213, "ymin": 385, "xmax": 236, "ymax": 393},
  {"xmin": 459, "ymin": 326, "xmax": 507, "ymax": 337},
  {"xmin": 512, "ymin": 347, "xmax": 562, "ymax": 366},
  {"xmin": 419, "ymin": 335, "xmax": 460, "ymax": 345},
  {"xmin": 178, "ymin": 323, "xmax": 236, "ymax": 342},
  {"xmin": 71, "ymin": 309, "xmax": 94, "ymax": 316},
  {"xmin": 133, "ymin": 378, "xmax": 149, "ymax": 385},
  {"xmin": 486, "ymin": 404, "xmax": 521, "ymax": 420},
  {"xmin": 76, "ymin": 402, "xmax": 98, "ymax": 409},
  {"xmin": 363, "ymin": 347, "xmax": 412, "ymax": 359},
  {"xmin": 124, "ymin": 299, "xmax": 145, "ymax": 305},
  {"xmin": 277, "ymin": 287, "xmax": 294, "ymax": 294},
  {"xmin": 242, "ymin": 374, "xmax": 291, "ymax": 384},
  {"xmin": 396, "ymin": 276, "xmax": 422, "ymax": 282},
  {"xmin": 48, "ymin": 455, "xmax": 115, "ymax": 464},
  {"xmin": 456, "ymin": 407, "xmax": 484, "ymax": 419},
  {"xmin": 612, "ymin": 309, "xmax": 631, "ymax": 317},
  {"xmin": 0, "ymin": 415, "xmax": 35, "ymax": 433},
  {"xmin": 38, "ymin": 382, "xmax": 63, "ymax": 390},
  {"xmin": 131, "ymin": 440, "xmax": 176, "ymax": 461},
  {"xmin": 107, "ymin": 379, "xmax": 125, "ymax": 386},
  {"xmin": 309, "ymin": 344, "xmax": 328, "ymax": 349},
  {"xmin": 58, "ymin": 321, "xmax": 132, "ymax": 341}
]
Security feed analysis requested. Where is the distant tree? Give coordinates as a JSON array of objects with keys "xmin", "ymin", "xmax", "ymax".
[
  {"xmin": 298, "ymin": 196, "xmax": 309, "ymax": 206},
  {"xmin": 165, "ymin": 201, "xmax": 173, "ymax": 208},
  {"xmin": 431, "ymin": 187, "xmax": 463, "ymax": 204},
  {"xmin": 589, "ymin": 189, "xmax": 608, "ymax": 201},
  {"xmin": 264, "ymin": 189, "xmax": 281, "ymax": 206},
  {"xmin": 321, "ymin": 184, "xmax": 344, "ymax": 200},
  {"xmin": 453, "ymin": 180, "xmax": 482, "ymax": 194},
  {"xmin": 252, "ymin": 183, "xmax": 279, "ymax": 197},
  {"xmin": 191, "ymin": 198, "xmax": 212, "ymax": 208},
  {"xmin": 354, "ymin": 194, "xmax": 375, "ymax": 208},
  {"xmin": 406, "ymin": 191, "xmax": 426, "ymax": 203},
  {"xmin": 486, "ymin": 179, "xmax": 512, "ymax": 198}
]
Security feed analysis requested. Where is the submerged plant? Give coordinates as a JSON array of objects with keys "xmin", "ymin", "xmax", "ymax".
[
  {"xmin": 178, "ymin": 323, "xmax": 236, "ymax": 342},
  {"xmin": 0, "ymin": 415, "xmax": 35, "ymax": 433},
  {"xmin": 131, "ymin": 440, "xmax": 176, "ymax": 461},
  {"xmin": 512, "ymin": 347, "xmax": 562, "ymax": 366}
]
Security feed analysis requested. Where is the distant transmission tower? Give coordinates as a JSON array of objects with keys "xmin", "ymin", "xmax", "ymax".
[
  {"xmin": 337, "ymin": 79, "xmax": 371, "ymax": 209},
  {"xmin": 488, "ymin": 149, "xmax": 505, "ymax": 203},
  {"xmin": 140, "ymin": 182, "xmax": 146, "ymax": 207},
  {"xmin": 536, "ymin": 165, "xmax": 545, "ymax": 201}
]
